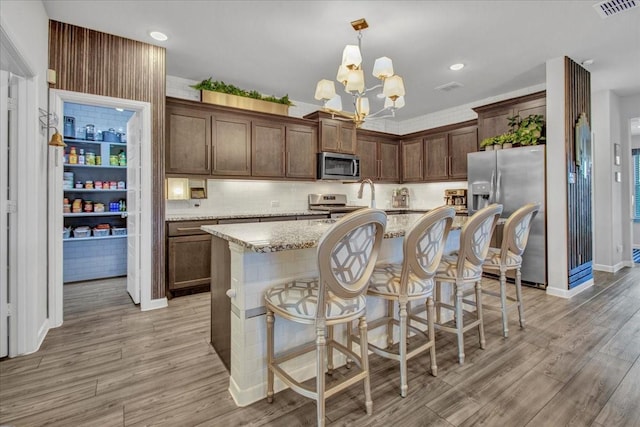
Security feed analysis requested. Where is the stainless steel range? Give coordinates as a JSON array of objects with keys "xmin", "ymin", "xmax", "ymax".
[{"xmin": 308, "ymin": 194, "xmax": 367, "ymax": 218}]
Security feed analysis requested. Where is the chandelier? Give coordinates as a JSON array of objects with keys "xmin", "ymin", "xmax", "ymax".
[{"xmin": 314, "ymin": 18, "xmax": 406, "ymax": 128}]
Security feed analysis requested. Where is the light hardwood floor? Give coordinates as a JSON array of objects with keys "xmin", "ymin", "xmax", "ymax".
[{"xmin": 1, "ymin": 268, "xmax": 639, "ymax": 426}]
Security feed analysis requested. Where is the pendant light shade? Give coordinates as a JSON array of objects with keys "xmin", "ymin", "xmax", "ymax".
[
  {"xmin": 325, "ymin": 94, "xmax": 343, "ymax": 112},
  {"xmin": 382, "ymin": 75, "xmax": 406, "ymax": 100},
  {"xmin": 342, "ymin": 45, "xmax": 362, "ymax": 69},
  {"xmin": 384, "ymin": 95, "xmax": 405, "ymax": 109},
  {"xmin": 356, "ymin": 97, "xmax": 370, "ymax": 116},
  {"xmin": 336, "ymin": 65, "xmax": 349, "ymax": 85},
  {"xmin": 345, "ymin": 69, "xmax": 365, "ymax": 93},
  {"xmin": 372, "ymin": 57, "xmax": 394, "ymax": 79},
  {"xmin": 315, "ymin": 79, "xmax": 336, "ymax": 101}
]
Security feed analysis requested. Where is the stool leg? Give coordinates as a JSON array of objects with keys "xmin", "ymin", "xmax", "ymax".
[
  {"xmin": 346, "ymin": 320, "xmax": 353, "ymax": 369},
  {"xmin": 316, "ymin": 323, "xmax": 327, "ymax": 427},
  {"xmin": 499, "ymin": 267, "xmax": 509, "ymax": 338},
  {"xmin": 515, "ymin": 267, "xmax": 525, "ymax": 328},
  {"xmin": 476, "ymin": 281, "xmax": 486, "ymax": 349},
  {"xmin": 455, "ymin": 284, "xmax": 465, "ymax": 365},
  {"xmin": 427, "ymin": 296, "xmax": 437, "ymax": 377},
  {"xmin": 266, "ymin": 309, "xmax": 275, "ymax": 404},
  {"xmin": 386, "ymin": 300, "xmax": 394, "ymax": 349},
  {"xmin": 327, "ymin": 325, "xmax": 334, "ymax": 375},
  {"xmin": 435, "ymin": 281, "xmax": 442, "ymax": 324},
  {"xmin": 399, "ymin": 299, "xmax": 408, "ymax": 397},
  {"xmin": 359, "ymin": 317, "xmax": 373, "ymax": 415}
]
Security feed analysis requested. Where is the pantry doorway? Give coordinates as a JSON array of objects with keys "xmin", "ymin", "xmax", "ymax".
[{"xmin": 48, "ymin": 90, "xmax": 155, "ymax": 328}]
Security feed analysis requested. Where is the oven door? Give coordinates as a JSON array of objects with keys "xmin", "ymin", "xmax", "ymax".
[{"xmin": 317, "ymin": 152, "xmax": 360, "ymax": 181}]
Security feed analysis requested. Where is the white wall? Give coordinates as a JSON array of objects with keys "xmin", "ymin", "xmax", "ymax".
[
  {"xmin": 620, "ymin": 95, "xmax": 640, "ymax": 254},
  {"xmin": 0, "ymin": 0, "xmax": 51, "ymax": 355},
  {"xmin": 592, "ymin": 90, "xmax": 625, "ymax": 271},
  {"xmin": 633, "ymin": 133, "xmax": 640, "ymax": 249}
]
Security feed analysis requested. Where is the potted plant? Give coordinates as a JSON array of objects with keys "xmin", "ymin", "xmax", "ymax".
[
  {"xmin": 507, "ymin": 114, "xmax": 546, "ymax": 146},
  {"xmin": 191, "ymin": 77, "xmax": 293, "ymax": 116},
  {"xmin": 497, "ymin": 131, "xmax": 516, "ymax": 149},
  {"xmin": 480, "ymin": 136, "xmax": 497, "ymax": 151}
]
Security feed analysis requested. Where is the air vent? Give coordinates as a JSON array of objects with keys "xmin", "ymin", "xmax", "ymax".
[
  {"xmin": 593, "ymin": 0, "xmax": 638, "ymax": 18},
  {"xmin": 434, "ymin": 81, "xmax": 464, "ymax": 92}
]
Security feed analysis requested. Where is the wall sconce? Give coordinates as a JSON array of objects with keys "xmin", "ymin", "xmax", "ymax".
[
  {"xmin": 166, "ymin": 178, "xmax": 190, "ymax": 200},
  {"xmin": 39, "ymin": 108, "xmax": 66, "ymax": 147}
]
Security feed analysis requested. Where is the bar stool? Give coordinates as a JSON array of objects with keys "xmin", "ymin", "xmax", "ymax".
[
  {"xmin": 434, "ymin": 203, "xmax": 502, "ymax": 365},
  {"xmin": 363, "ymin": 206, "xmax": 455, "ymax": 397},
  {"xmin": 264, "ymin": 209, "xmax": 387, "ymax": 427},
  {"xmin": 481, "ymin": 203, "xmax": 540, "ymax": 337}
]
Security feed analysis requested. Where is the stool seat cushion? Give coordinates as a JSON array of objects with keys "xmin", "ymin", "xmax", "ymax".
[
  {"xmin": 368, "ymin": 263, "xmax": 434, "ymax": 297},
  {"xmin": 265, "ymin": 278, "xmax": 366, "ymax": 321},
  {"xmin": 436, "ymin": 254, "xmax": 482, "ymax": 279},
  {"xmin": 484, "ymin": 247, "xmax": 522, "ymax": 268}
]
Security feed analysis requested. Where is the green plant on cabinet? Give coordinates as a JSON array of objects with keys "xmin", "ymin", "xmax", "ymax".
[
  {"xmin": 507, "ymin": 114, "xmax": 545, "ymax": 146},
  {"xmin": 191, "ymin": 78, "xmax": 294, "ymax": 106}
]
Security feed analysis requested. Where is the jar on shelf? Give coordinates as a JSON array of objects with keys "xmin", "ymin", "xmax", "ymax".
[
  {"xmin": 84, "ymin": 200, "xmax": 93, "ymax": 212},
  {"xmin": 85, "ymin": 124, "xmax": 95, "ymax": 141},
  {"xmin": 85, "ymin": 180, "xmax": 94, "ymax": 189},
  {"xmin": 109, "ymin": 155, "xmax": 119, "ymax": 166},
  {"xmin": 118, "ymin": 150, "xmax": 127, "ymax": 166},
  {"xmin": 78, "ymin": 148, "xmax": 85, "ymax": 165},
  {"xmin": 86, "ymin": 151, "xmax": 95, "ymax": 166},
  {"xmin": 69, "ymin": 147, "xmax": 78, "ymax": 164}
]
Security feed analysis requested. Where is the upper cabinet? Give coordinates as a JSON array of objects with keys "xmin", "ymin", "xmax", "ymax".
[
  {"xmin": 166, "ymin": 105, "xmax": 212, "ymax": 175},
  {"xmin": 304, "ymin": 112, "xmax": 356, "ymax": 154},
  {"xmin": 402, "ymin": 120, "xmax": 478, "ymax": 183},
  {"xmin": 474, "ymin": 91, "xmax": 546, "ymax": 143},
  {"xmin": 166, "ymin": 97, "xmax": 318, "ymax": 180},
  {"xmin": 356, "ymin": 131, "xmax": 399, "ymax": 182}
]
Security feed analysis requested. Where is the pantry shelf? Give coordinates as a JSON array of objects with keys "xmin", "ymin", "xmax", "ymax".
[
  {"xmin": 64, "ymin": 189, "xmax": 126, "ymax": 193},
  {"xmin": 63, "ymin": 235, "xmax": 127, "ymax": 242},
  {"xmin": 63, "ymin": 138, "xmax": 127, "ymax": 147},
  {"xmin": 64, "ymin": 164, "xmax": 126, "ymax": 169},
  {"xmin": 63, "ymin": 212, "xmax": 127, "ymax": 217}
]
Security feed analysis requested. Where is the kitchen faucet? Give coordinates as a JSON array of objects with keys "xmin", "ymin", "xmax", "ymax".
[{"xmin": 357, "ymin": 178, "xmax": 376, "ymax": 208}]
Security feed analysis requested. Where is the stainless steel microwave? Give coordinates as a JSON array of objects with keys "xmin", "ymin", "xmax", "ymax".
[{"xmin": 317, "ymin": 152, "xmax": 360, "ymax": 181}]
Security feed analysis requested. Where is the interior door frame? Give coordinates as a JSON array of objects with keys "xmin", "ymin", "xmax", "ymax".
[{"xmin": 48, "ymin": 89, "xmax": 156, "ymax": 327}]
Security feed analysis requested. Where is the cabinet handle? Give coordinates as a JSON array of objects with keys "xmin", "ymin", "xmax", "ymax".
[
  {"xmin": 449, "ymin": 156, "xmax": 452, "ymax": 176},
  {"xmin": 378, "ymin": 160, "xmax": 382, "ymax": 178},
  {"xmin": 176, "ymin": 227, "xmax": 204, "ymax": 232},
  {"xmin": 419, "ymin": 159, "xmax": 423, "ymax": 179},
  {"xmin": 212, "ymin": 146, "xmax": 216, "ymax": 170},
  {"xmin": 287, "ymin": 152, "xmax": 291, "ymax": 174},
  {"xmin": 444, "ymin": 157, "xmax": 447, "ymax": 175},
  {"xmin": 226, "ymin": 289, "xmax": 236, "ymax": 299},
  {"xmin": 205, "ymin": 145, "xmax": 210, "ymax": 170}
]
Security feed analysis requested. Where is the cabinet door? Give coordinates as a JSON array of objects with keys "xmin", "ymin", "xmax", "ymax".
[
  {"xmin": 401, "ymin": 138, "xmax": 424, "ymax": 182},
  {"xmin": 168, "ymin": 235, "xmax": 212, "ymax": 290},
  {"xmin": 212, "ymin": 115, "xmax": 251, "ymax": 176},
  {"xmin": 286, "ymin": 124, "xmax": 317, "ymax": 179},
  {"xmin": 339, "ymin": 122, "xmax": 357, "ymax": 154},
  {"xmin": 166, "ymin": 106, "xmax": 211, "ymax": 174},
  {"xmin": 319, "ymin": 119, "xmax": 340, "ymax": 152},
  {"xmin": 449, "ymin": 126, "xmax": 478, "ymax": 180},
  {"xmin": 424, "ymin": 134, "xmax": 448, "ymax": 181},
  {"xmin": 252, "ymin": 121, "xmax": 285, "ymax": 177},
  {"xmin": 477, "ymin": 107, "xmax": 512, "ymax": 143},
  {"xmin": 379, "ymin": 140, "xmax": 399, "ymax": 182},
  {"xmin": 357, "ymin": 137, "xmax": 378, "ymax": 180}
]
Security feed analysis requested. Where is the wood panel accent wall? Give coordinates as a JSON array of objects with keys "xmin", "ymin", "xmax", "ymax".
[
  {"xmin": 49, "ymin": 20, "xmax": 167, "ymax": 300},
  {"xmin": 564, "ymin": 56, "xmax": 592, "ymax": 288}
]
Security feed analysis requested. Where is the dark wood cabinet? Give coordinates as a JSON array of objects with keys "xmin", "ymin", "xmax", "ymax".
[
  {"xmin": 474, "ymin": 91, "xmax": 546, "ymax": 143},
  {"xmin": 166, "ymin": 106, "xmax": 211, "ymax": 174},
  {"xmin": 357, "ymin": 132, "xmax": 399, "ymax": 182},
  {"xmin": 317, "ymin": 118, "xmax": 357, "ymax": 154},
  {"xmin": 212, "ymin": 115, "xmax": 252, "ymax": 176},
  {"xmin": 424, "ymin": 134, "xmax": 448, "ymax": 181},
  {"xmin": 286, "ymin": 124, "xmax": 317, "ymax": 179},
  {"xmin": 252, "ymin": 121, "xmax": 285, "ymax": 177},
  {"xmin": 424, "ymin": 125, "xmax": 477, "ymax": 182},
  {"xmin": 401, "ymin": 137, "xmax": 424, "ymax": 182}
]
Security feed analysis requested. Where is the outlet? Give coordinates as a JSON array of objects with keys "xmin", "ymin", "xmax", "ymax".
[{"xmin": 270, "ymin": 200, "xmax": 280, "ymax": 208}]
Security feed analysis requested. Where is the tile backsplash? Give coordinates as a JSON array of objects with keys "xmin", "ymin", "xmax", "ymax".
[{"xmin": 166, "ymin": 179, "xmax": 467, "ymax": 216}]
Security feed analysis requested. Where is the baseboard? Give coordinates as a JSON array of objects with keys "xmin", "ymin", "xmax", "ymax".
[
  {"xmin": 141, "ymin": 297, "xmax": 168, "ymax": 311},
  {"xmin": 546, "ymin": 279, "xmax": 594, "ymax": 299},
  {"xmin": 593, "ymin": 262, "xmax": 626, "ymax": 273}
]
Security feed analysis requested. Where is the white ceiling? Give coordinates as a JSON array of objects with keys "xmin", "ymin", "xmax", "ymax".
[{"xmin": 42, "ymin": 0, "xmax": 640, "ymax": 121}]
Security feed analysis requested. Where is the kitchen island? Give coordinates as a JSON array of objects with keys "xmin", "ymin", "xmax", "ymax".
[{"xmin": 202, "ymin": 213, "xmax": 466, "ymax": 406}]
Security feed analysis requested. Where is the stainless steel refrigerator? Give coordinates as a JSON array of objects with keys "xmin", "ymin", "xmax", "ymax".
[{"xmin": 467, "ymin": 146, "xmax": 547, "ymax": 286}]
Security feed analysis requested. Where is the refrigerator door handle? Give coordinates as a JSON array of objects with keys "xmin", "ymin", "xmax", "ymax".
[
  {"xmin": 490, "ymin": 170, "xmax": 496, "ymax": 203},
  {"xmin": 496, "ymin": 171, "xmax": 502, "ymax": 204}
]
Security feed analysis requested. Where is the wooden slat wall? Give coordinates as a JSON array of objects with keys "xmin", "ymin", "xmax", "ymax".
[
  {"xmin": 564, "ymin": 56, "xmax": 592, "ymax": 286},
  {"xmin": 49, "ymin": 20, "xmax": 166, "ymax": 300}
]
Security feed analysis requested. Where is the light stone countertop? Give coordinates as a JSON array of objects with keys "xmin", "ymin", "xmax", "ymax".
[
  {"xmin": 202, "ymin": 213, "xmax": 469, "ymax": 253},
  {"xmin": 166, "ymin": 210, "xmax": 328, "ymax": 222}
]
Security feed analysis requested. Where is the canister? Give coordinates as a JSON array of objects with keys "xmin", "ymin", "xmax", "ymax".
[
  {"xmin": 109, "ymin": 155, "xmax": 119, "ymax": 166},
  {"xmin": 95, "ymin": 181, "xmax": 103, "ymax": 189},
  {"xmin": 63, "ymin": 116, "xmax": 75, "ymax": 138},
  {"xmin": 86, "ymin": 151, "xmax": 95, "ymax": 165},
  {"xmin": 83, "ymin": 201, "xmax": 93, "ymax": 212},
  {"xmin": 85, "ymin": 124, "xmax": 95, "ymax": 141},
  {"xmin": 85, "ymin": 180, "xmax": 94, "ymax": 189}
]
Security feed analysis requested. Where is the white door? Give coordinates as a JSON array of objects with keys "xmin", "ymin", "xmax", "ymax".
[{"xmin": 126, "ymin": 113, "xmax": 141, "ymax": 304}]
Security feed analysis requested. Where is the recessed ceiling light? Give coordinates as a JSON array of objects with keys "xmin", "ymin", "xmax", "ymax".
[
  {"xmin": 449, "ymin": 63, "xmax": 465, "ymax": 71},
  {"xmin": 115, "ymin": 108, "xmax": 124, "ymax": 112},
  {"xmin": 581, "ymin": 59, "xmax": 594, "ymax": 66},
  {"xmin": 149, "ymin": 31, "xmax": 168, "ymax": 41}
]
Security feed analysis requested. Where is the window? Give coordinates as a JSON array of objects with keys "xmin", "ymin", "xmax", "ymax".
[{"xmin": 634, "ymin": 148, "xmax": 640, "ymax": 220}]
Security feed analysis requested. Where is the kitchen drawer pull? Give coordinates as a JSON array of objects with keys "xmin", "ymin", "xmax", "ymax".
[
  {"xmin": 176, "ymin": 227, "xmax": 204, "ymax": 232},
  {"xmin": 226, "ymin": 289, "xmax": 236, "ymax": 298}
]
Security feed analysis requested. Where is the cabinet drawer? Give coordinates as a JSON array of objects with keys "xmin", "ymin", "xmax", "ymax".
[
  {"xmin": 167, "ymin": 234, "xmax": 212, "ymax": 290},
  {"xmin": 260, "ymin": 216, "xmax": 297, "ymax": 222},
  {"xmin": 217, "ymin": 218, "xmax": 259, "ymax": 224},
  {"xmin": 168, "ymin": 220, "xmax": 217, "ymax": 237}
]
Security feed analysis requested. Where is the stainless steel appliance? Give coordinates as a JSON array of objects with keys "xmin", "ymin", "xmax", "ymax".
[
  {"xmin": 392, "ymin": 187, "xmax": 410, "ymax": 208},
  {"xmin": 444, "ymin": 189, "xmax": 467, "ymax": 213},
  {"xmin": 317, "ymin": 152, "xmax": 360, "ymax": 181},
  {"xmin": 467, "ymin": 146, "xmax": 547, "ymax": 286},
  {"xmin": 308, "ymin": 193, "xmax": 367, "ymax": 218}
]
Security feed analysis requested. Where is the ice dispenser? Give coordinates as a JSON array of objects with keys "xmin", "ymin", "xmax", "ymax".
[{"xmin": 470, "ymin": 182, "xmax": 491, "ymax": 212}]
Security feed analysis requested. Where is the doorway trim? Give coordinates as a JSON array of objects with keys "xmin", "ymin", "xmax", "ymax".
[{"xmin": 48, "ymin": 89, "xmax": 162, "ymax": 327}]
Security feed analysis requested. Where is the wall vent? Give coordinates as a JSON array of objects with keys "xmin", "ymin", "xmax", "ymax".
[
  {"xmin": 434, "ymin": 81, "xmax": 464, "ymax": 92},
  {"xmin": 593, "ymin": 0, "xmax": 638, "ymax": 18}
]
